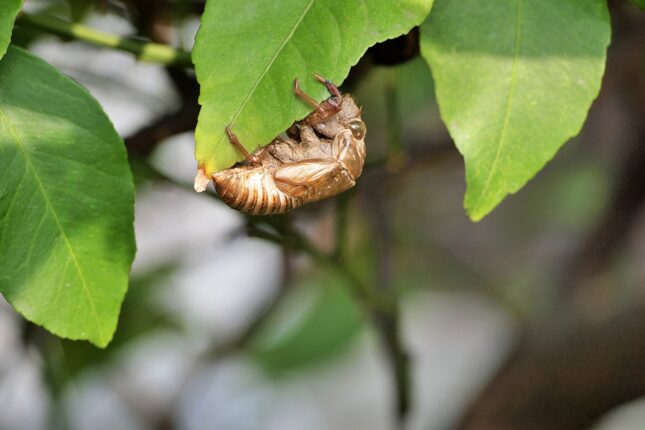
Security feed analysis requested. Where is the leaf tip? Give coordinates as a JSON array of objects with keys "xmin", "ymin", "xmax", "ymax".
[
  {"xmin": 465, "ymin": 205, "xmax": 487, "ymax": 222},
  {"xmin": 464, "ymin": 192, "xmax": 498, "ymax": 222},
  {"xmin": 90, "ymin": 336, "xmax": 112, "ymax": 349}
]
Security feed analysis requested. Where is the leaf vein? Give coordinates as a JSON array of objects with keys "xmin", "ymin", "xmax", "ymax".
[
  {"xmin": 0, "ymin": 108, "xmax": 105, "ymax": 342},
  {"xmin": 222, "ymin": 0, "xmax": 316, "ymax": 142},
  {"xmin": 0, "ymin": 157, "xmax": 28, "ymax": 247},
  {"xmin": 479, "ymin": 0, "xmax": 524, "ymax": 203}
]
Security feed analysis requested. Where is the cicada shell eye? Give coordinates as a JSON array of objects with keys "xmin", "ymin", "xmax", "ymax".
[{"xmin": 348, "ymin": 120, "xmax": 366, "ymax": 140}]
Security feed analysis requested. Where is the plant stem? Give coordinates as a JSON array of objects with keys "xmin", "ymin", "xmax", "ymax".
[
  {"xmin": 332, "ymin": 190, "xmax": 353, "ymax": 263},
  {"xmin": 367, "ymin": 184, "xmax": 411, "ymax": 427},
  {"xmin": 248, "ymin": 217, "xmax": 391, "ymax": 314},
  {"xmin": 17, "ymin": 13, "xmax": 192, "ymax": 67},
  {"xmin": 384, "ymin": 70, "xmax": 405, "ymax": 171},
  {"xmin": 361, "ymin": 73, "xmax": 411, "ymax": 428}
]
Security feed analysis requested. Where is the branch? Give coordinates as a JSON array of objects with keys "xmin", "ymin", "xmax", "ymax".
[
  {"xmin": 456, "ymin": 304, "xmax": 645, "ymax": 430},
  {"xmin": 566, "ymin": 132, "xmax": 645, "ymax": 285},
  {"xmin": 359, "ymin": 78, "xmax": 412, "ymax": 427},
  {"xmin": 16, "ymin": 13, "xmax": 192, "ymax": 67},
  {"xmin": 362, "ymin": 174, "xmax": 411, "ymax": 427},
  {"xmin": 248, "ymin": 200, "xmax": 410, "ymax": 430},
  {"xmin": 247, "ymin": 216, "xmax": 389, "ymax": 313},
  {"xmin": 125, "ymin": 68, "xmax": 200, "ymax": 156},
  {"xmin": 152, "ymin": 223, "xmax": 295, "ymax": 430},
  {"xmin": 200, "ymin": 238, "xmax": 294, "ymax": 359},
  {"xmin": 564, "ymin": 3, "xmax": 645, "ymax": 290}
]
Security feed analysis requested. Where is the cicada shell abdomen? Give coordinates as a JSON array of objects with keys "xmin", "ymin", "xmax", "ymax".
[{"xmin": 211, "ymin": 166, "xmax": 303, "ymax": 215}]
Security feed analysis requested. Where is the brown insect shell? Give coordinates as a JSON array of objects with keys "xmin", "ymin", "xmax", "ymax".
[
  {"xmin": 269, "ymin": 95, "xmax": 366, "ymax": 203},
  {"xmin": 312, "ymin": 94, "xmax": 363, "ymax": 139},
  {"xmin": 314, "ymin": 94, "xmax": 366, "ymax": 180},
  {"xmin": 210, "ymin": 93, "xmax": 366, "ymax": 215},
  {"xmin": 333, "ymin": 128, "xmax": 366, "ymax": 180}
]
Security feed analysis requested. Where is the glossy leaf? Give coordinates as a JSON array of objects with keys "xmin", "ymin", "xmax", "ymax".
[
  {"xmin": 0, "ymin": 46, "xmax": 135, "ymax": 347},
  {"xmin": 420, "ymin": 0, "xmax": 610, "ymax": 220},
  {"xmin": 193, "ymin": 0, "xmax": 434, "ymax": 174},
  {"xmin": 0, "ymin": 0, "xmax": 23, "ymax": 59}
]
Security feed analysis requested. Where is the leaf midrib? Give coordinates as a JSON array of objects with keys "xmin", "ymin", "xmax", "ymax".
[
  {"xmin": 212, "ymin": 0, "xmax": 316, "ymax": 165},
  {"xmin": 0, "ymin": 108, "xmax": 105, "ymax": 342},
  {"xmin": 478, "ymin": 0, "xmax": 524, "ymax": 206}
]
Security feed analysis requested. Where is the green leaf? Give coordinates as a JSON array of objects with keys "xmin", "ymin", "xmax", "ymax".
[
  {"xmin": 193, "ymin": 0, "xmax": 434, "ymax": 174},
  {"xmin": 0, "ymin": 0, "xmax": 23, "ymax": 59},
  {"xmin": 0, "ymin": 46, "xmax": 135, "ymax": 347},
  {"xmin": 420, "ymin": 0, "xmax": 610, "ymax": 221},
  {"xmin": 249, "ymin": 272, "xmax": 364, "ymax": 375}
]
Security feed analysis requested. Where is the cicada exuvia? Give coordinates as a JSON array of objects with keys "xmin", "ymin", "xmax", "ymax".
[{"xmin": 196, "ymin": 74, "xmax": 366, "ymax": 215}]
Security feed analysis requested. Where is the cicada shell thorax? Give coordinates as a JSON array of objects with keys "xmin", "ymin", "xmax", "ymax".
[
  {"xmin": 333, "ymin": 128, "xmax": 366, "ymax": 180},
  {"xmin": 212, "ymin": 165, "xmax": 304, "ymax": 215}
]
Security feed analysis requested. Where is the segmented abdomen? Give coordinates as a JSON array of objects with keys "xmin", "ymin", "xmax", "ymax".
[{"xmin": 212, "ymin": 167, "xmax": 303, "ymax": 215}]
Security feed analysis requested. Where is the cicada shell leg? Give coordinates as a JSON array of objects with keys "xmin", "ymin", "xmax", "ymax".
[
  {"xmin": 226, "ymin": 125, "xmax": 260, "ymax": 164},
  {"xmin": 313, "ymin": 74, "xmax": 342, "ymax": 99},
  {"xmin": 294, "ymin": 75, "xmax": 343, "ymax": 126}
]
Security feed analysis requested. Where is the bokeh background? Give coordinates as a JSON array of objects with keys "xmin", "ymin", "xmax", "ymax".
[{"xmin": 1, "ymin": 1, "xmax": 645, "ymax": 429}]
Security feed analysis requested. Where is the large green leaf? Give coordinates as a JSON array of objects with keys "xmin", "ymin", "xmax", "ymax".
[
  {"xmin": 420, "ymin": 0, "xmax": 610, "ymax": 221},
  {"xmin": 0, "ymin": 0, "xmax": 23, "ymax": 59},
  {"xmin": 0, "ymin": 46, "xmax": 135, "ymax": 347},
  {"xmin": 194, "ymin": 0, "xmax": 434, "ymax": 175}
]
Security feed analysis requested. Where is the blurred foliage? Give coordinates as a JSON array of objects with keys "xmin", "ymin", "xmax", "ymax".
[
  {"xmin": 248, "ymin": 270, "xmax": 364, "ymax": 376},
  {"xmin": 355, "ymin": 57, "xmax": 438, "ymax": 156}
]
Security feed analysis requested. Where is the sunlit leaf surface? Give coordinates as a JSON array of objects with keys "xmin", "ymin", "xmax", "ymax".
[
  {"xmin": 421, "ymin": 0, "xmax": 610, "ymax": 220},
  {"xmin": 0, "ymin": 46, "xmax": 135, "ymax": 347}
]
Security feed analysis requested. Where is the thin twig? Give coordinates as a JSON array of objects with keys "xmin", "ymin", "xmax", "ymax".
[
  {"xmin": 364, "ymin": 177, "xmax": 411, "ymax": 428},
  {"xmin": 153, "ymin": 225, "xmax": 295, "ymax": 430},
  {"xmin": 125, "ymin": 68, "xmax": 200, "ymax": 156},
  {"xmin": 16, "ymin": 13, "xmax": 192, "ymax": 66},
  {"xmin": 361, "ymin": 78, "xmax": 412, "ymax": 428},
  {"xmin": 564, "ymin": 4, "xmax": 645, "ymax": 293},
  {"xmin": 384, "ymin": 70, "xmax": 405, "ymax": 171},
  {"xmin": 203, "ymin": 226, "xmax": 295, "ymax": 360},
  {"xmin": 332, "ymin": 190, "xmax": 353, "ymax": 263},
  {"xmin": 249, "ymin": 217, "xmax": 390, "ymax": 313}
]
